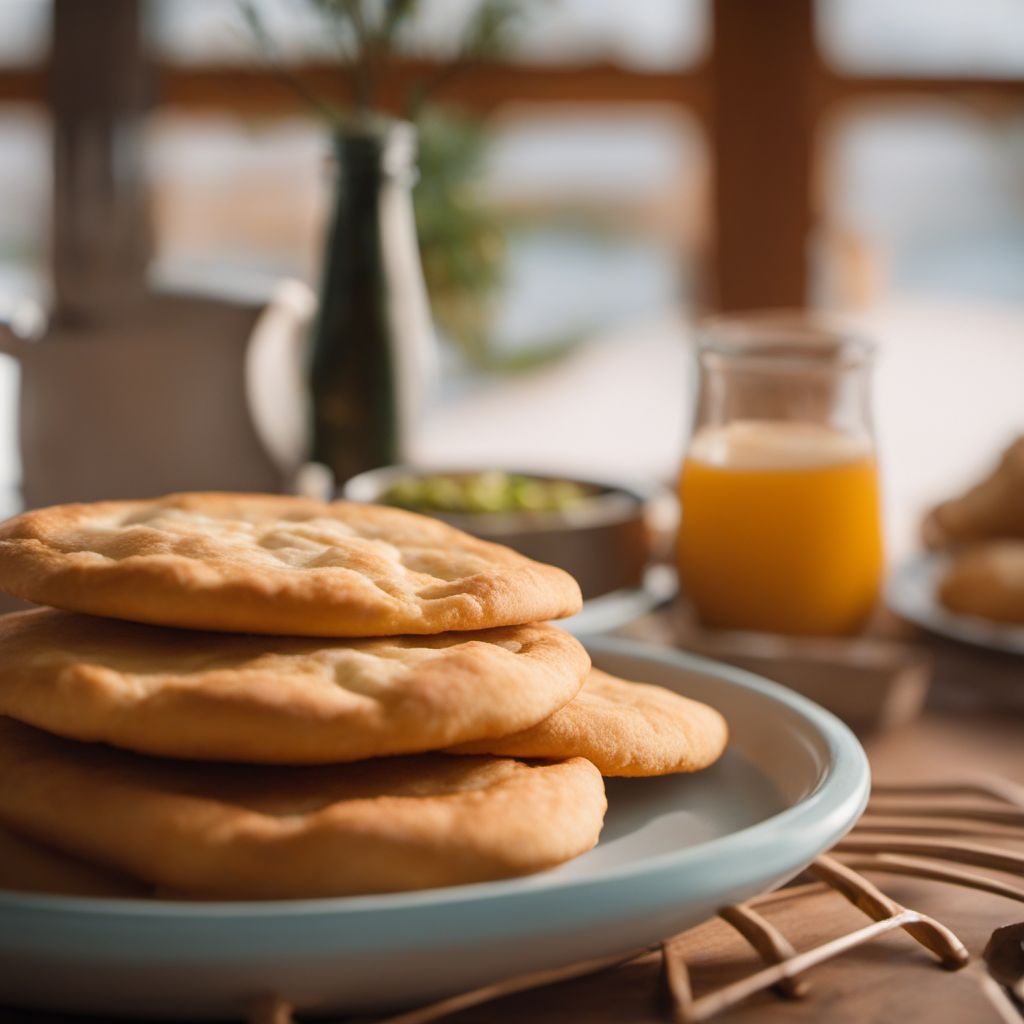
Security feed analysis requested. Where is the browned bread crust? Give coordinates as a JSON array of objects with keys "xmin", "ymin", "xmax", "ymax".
[
  {"xmin": 0, "ymin": 610, "xmax": 588, "ymax": 764},
  {"xmin": 449, "ymin": 669, "xmax": 728, "ymax": 777},
  {"xmin": 0, "ymin": 719, "xmax": 607, "ymax": 899},
  {"xmin": 0, "ymin": 493, "xmax": 582, "ymax": 636}
]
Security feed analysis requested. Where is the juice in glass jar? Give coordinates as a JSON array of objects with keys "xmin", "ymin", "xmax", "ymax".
[{"xmin": 678, "ymin": 420, "xmax": 883, "ymax": 635}]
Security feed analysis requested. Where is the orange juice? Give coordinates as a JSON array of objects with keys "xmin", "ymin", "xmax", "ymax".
[{"xmin": 678, "ymin": 420, "xmax": 883, "ymax": 634}]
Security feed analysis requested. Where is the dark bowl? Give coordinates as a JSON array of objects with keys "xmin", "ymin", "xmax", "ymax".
[{"xmin": 342, "ymin": 467, "xmax": 654, "ymax": 601}]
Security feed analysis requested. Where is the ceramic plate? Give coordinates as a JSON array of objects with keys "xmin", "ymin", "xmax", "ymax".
[
  {"xmin": 0, "ymin": 638, "xmax": 870, "ymax": 1020},
  {"xmin": 887, "ymin": 553, "xmax": 1024, "ymax": 656}
]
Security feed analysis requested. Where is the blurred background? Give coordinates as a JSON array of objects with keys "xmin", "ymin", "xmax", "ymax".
[{"xmin": 1, "ymin": 0, "xmax": 1023, "ymax": 559}]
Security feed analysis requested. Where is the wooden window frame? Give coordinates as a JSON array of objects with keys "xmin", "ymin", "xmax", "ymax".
[{"xmin": 2, "ymin": 0, "xmax": 1023, "ymax": 311}]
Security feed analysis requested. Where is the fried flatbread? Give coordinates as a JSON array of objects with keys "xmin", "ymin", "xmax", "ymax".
[
  {"xmin": 0, "ymin": 610, "xmax": 588, "ymax": 764},
  {"xmin": 0, "ymin": 824, "xmax": 149, "ymax": 899},
  {"xmin": 449, "ymin": 669, "xmax": 728, "ymax": 777},
  {"xmin": 0, "ymin": 719, "xmax": 606, "ymax": 899},
  {"xmin": 938, "ymin": 541, "xmax": 1024, "ymax": 625},
  {"xmin": 0, "ymin": 493, "xmax": 581, "ymax": 636},
  {"xmin": 924, "ymin": 436, "xmax": 1024, "ymax": 549}
]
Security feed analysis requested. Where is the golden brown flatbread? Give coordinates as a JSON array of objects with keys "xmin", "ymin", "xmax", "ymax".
[
  {"xmin": 924, "ymin": 436, "xmax": 1024, "ymax": 549},
  {"xmin": 938, "ymin": 541, "xmax": 1024, "ymax": 625},
  {"xmin": 0, "ymin": 493, "xmax": 582, "ymax": 636},
  {"xmin": 0, "ymin": 610, "xmax": 588, "ymax": 764},
  {"xmin": 0, "ymin": 719, "xmax": 606, "ymax": 899},
  {"xmin": 0, "ymin": 824, "xmax": 149, "ymax": 899},
  {"xmin": 449, "ymin": 669, "xmax": 728, "ymax": 777}
]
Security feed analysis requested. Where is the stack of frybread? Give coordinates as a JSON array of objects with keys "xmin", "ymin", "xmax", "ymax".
[{"xmin": 0, "ymin": 493, "xmax": 727, "ymax": 900}]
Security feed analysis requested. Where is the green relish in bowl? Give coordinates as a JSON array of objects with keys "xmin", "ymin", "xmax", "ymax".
[
  {"xmin": 345, "ymin": 465, "xmax": 653, "ymax": 601},
  {"xmin": 381, "ymin": 471, "xmax": 592, "ymax": 515}
]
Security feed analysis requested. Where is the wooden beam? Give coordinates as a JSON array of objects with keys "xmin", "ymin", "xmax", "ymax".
[
  {"xmin": 822, "ymin": 71, "xmax": 1024, "ymax": 121},
  {"xmin": 827, "ymin": 72, "xmax": 1024, "ymax": 105},
  {"xmin": 0, "ymin": 59, "xmax": 704, "ymax": 114},
  {"xmin": 2, "ymin": 58, "xmax": 1020, "ymax": 118},
  {"xmin": 708, "ymin": 0, "xmax": 818, "ymax": 312},
  {"xmin": 51, "ymin": 0, "xmax": 152, "ymax": 320},
  {"xmin": 0, "ymin": 68, "xmax": 45, "ymax": 104},
  {"xmin": 156, "ymin": 59, "xmax": 706, "ymax": 116}
]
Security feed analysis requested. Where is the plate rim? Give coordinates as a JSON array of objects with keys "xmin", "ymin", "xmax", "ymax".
[{"xmin": 0, "ymin": 637, "xmax": 870, "ymax": 921}]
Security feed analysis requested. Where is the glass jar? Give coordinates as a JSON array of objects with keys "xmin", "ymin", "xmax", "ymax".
[{"xmin": 677, "ymin": 313, "xmax": 883, "ymax": 635}]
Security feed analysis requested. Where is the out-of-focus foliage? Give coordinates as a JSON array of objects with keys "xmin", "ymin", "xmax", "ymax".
[
  {"xmin": 414, "ymin": 110, "xmax": 505, "ymax": 367},
  {"xmin": 241, "ymin": 0, "xmax": 536, "ymax": 367}
]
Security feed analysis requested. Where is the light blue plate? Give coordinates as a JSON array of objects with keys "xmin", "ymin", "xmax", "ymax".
[{"xmin": 0, "ymin": 638, "xmax": 869, "ymax": 1020}]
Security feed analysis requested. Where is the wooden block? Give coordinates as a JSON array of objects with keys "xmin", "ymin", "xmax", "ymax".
[{"xmin": 655, "ymin": 606, "xmax": 933, "ymax": 735}]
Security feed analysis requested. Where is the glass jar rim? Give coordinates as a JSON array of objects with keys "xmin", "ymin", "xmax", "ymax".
[{"xmin": 697, "ymin": 312, "xmax": 874, "ymax": 373}]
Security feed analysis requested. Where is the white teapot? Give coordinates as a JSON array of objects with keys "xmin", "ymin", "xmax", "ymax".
[{"xmin": 0, "ymin": 278, "xmax": 316, "ymax": 510}]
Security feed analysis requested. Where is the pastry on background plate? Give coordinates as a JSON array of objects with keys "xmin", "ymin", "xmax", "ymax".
[
  {"xmin": 0, "ymin": 719, "xmax": 607, "ymax": 899},
  {"xmin": 449, "ymin": 669, "xmax": 728, "ymax": 778},
  {"xmin": 924, "ymin": 436, "xmax": 1024, "ymax": 549},
  {"xmin": 938, "ymin": 541, "xmax": 1024, "ymax": 626},
  {"xmin": 0, "ymin": 610, "xmax": 588, "ymax": 764},
  {"xmin": 0, "ymin": 492, "xmax": 582, "ymax": 636}
]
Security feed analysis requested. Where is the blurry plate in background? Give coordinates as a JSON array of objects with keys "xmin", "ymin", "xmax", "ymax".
[
  {"xmin": 886, "ymin": 552, "xmax": 1024, "ymax": 657},
  {"xmin": 0, "ymin": 638, "xmax": 869, "ymax": 1020}
]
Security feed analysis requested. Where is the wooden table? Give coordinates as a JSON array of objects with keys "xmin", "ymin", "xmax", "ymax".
[
  {"xmin": 377, "ymin": 619, "xmax": 1023, "ymax": 1024},
  {"xmin": 2, "ymin": 619, "xmax": 1021, "ymax": 1024}
]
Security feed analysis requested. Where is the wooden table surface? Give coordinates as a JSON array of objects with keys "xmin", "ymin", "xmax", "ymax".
[{"xmin": 2, "ymin": 619, "xmax": 1021, "ymax": 1024}]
